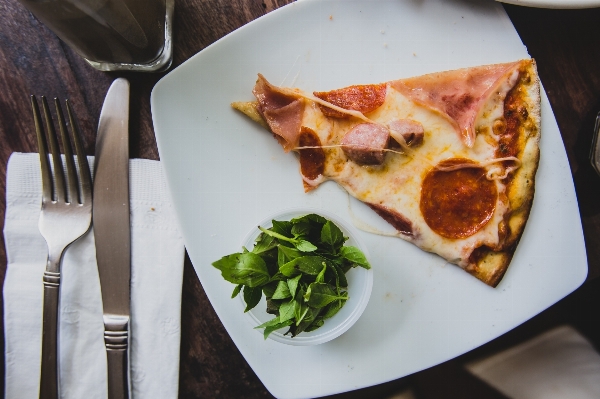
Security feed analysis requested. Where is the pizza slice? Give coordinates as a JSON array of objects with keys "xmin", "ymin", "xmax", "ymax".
[{"xmin": 232, "ymin": 59, "xmax": 540, "ymax": 287}]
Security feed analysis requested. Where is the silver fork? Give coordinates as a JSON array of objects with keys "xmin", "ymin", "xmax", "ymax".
[{"xmin": 31, "ymin": 96, "xmax": 92, "ymax": 399}]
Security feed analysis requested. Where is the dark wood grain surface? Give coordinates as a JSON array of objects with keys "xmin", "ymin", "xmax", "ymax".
[{"xmin": 1, "ymin": 1, "xmax": 600, "ymax": 398}]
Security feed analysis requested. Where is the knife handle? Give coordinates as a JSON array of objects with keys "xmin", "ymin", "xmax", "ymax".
[
  {"xmin": 40, "ymin": 271, "xmax": 60, "ymax": 399},
  {"xmin": 104, "ymin": 316, "xmax": 130, "ymax": 399}
]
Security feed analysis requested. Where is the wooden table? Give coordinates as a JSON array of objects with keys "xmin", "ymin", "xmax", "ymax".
[{"xmin": 1, "ymin": 1, "xmax": 600, "ymax": 397}]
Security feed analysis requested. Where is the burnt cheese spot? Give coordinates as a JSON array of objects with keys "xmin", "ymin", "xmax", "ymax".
[{"xmin": 497, "ymin": 69, "xmax": 528, "ymax": 159}]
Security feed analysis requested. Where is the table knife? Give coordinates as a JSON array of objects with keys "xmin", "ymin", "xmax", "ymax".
[{"xmin": 93, "ymin": 78, "xmax": 131, "ymax": 399}]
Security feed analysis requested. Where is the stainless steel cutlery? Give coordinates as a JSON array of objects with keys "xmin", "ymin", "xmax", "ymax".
[
  {"xmin": 33, "ymin": 78, "xmax": 132, "ymax": 399},
  {"xmin": 32, "ymin": 96, "xmax": 93, "ymax": 399},
  {"xmin": 93, "ymin": 78, "xmax": 132, "ymax": 399}
]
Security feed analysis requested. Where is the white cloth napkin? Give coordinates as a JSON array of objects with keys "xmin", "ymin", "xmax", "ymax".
[
  {"xmin": 466, "ymin": 325, "xmax": 600, "ymax": 399},
  {"xmin": 3, "ymin": 152, "xmax": 184, "ymax": 399}
]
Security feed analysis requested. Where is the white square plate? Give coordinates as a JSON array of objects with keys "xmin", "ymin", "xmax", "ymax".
[{"xmin": 151, "ymin": 1, "xmax": 587, "ymax": 398}]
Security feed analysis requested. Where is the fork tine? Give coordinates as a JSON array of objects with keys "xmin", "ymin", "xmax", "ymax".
[
  {"xmin": 31, "ymin": 96, "xmax": 53, "ymax": 204},
  {"xmin": 65, "ymin": 99, "xmax": 92, "ymax": 204},
  {"xmin": 54, "ymin": 98, "xmax": 79, "ymax": 204},
  {"xmin": 41, "ymin": 96, "xmax": 66, "ymax": 203}
]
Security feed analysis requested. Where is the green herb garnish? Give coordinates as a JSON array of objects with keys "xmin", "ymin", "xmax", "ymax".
[{"xmin": 211, "ymin": 214, "xmax": 371, "ymax": 339}]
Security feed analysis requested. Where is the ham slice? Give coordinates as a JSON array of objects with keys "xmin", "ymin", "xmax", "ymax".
[
  {"xmin": 391, "ymin": 61, "xmax": 522, "ymax": 147},
  {"xmin": 253, "ymin": 74, "xmax": 304, "ymax": 152}
]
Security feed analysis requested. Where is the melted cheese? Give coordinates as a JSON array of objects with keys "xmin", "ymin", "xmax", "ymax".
[{"xmin": 299, "ymin": 81, "xmax": 515, "ymax": 268}]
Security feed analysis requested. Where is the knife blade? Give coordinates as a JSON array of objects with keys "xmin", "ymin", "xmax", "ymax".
[{"xmin": 93, "ymin": 77, "xmax": 131, "ymax": 399}]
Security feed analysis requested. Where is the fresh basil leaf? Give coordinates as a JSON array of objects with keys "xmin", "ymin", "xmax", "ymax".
[
  {"xmin": 260, "ymin": 226, "xmax": 311, "ymax": 251},
  {"xmin": 291, "ymin": 213, "xmax": 327, "ymax": 225},
  {"xmin": 212, "ymin": 252, "xmax": 269, "ymax": 287},
  {"xmin": 295, "ymin": 303, "xmax": 309, "ymax": 326},
  {"xmin": 316, "ymin": 263, "xmax": 327, "ymax": 284},
  {"xmin": 260, "ymin": 226, "xmax": 292, "ymax": 242},
  {"xmin": 321, "ymin": 220, "xmax": 345, "ymax": 250},
  {"xmin": 229, "ymin": 252, "xmax": 271, "ymax": 287},
  {"xmin": 255, "ymin": 316, "xmax": 283, "ymax": 329},
  {"xmin": 304, "ymin": 282, "xmax": 348, "ymax": 308},
  {"xmin": 340, "ymin": 246, "xmax": 371, "ymax": 269},
  {"xmin": 227, "ymin": 273, "xmax": 267, "ymax": 288},
  {"xmin": 211, "ymin": 253, "xmax": 240, "ymax": 273},
  {"xmin": 271, "ymin": 220, "xmax": 293, "ymax": 236},
  {"xmin": 292, "ymin": 307, "xmax": 323, "ymax": 336},
  {"xmin": 293, "ymin": 297, "xmax": 301, "ymax": 319},
  {"xmin": 231, "ymin": 284, "xmax": 243, "ymax": 299},
  {"xmin": 277, "ymin": 245, "xmax": 301, "ymax": 266},
  {"xmin": 279, "ymin": 299, "xmax": 296, "ymax": 323},
  {"xmin": 255, "ymin": 317, "xmax": 293, "ymax": 339},
  {"xmin": 266, "ymin": 298, "xmax": 281, "ymax": 315},
  {"xmin": 260, "ymin": 225, "xmax": 318, "ymax": 252},
  {"xmin": 341, "ymin": 262, "xmax": 352, "ymax": 274},
  {"xmin": 264, "ymin": 319, "xmax": 293, "ymax": 339},
  {"xmin": 243, "ymin": 286, "xmax": 262, "ymax": 312},
  {"xmin": 252, "ymin": 232, "xmax": 278, "ymax": 255},
  {"xmin": 327, "ymin": 262, "xmax": 339, "ymax": 288},
  {"xmin": 294, "ymin": 286, "xmax": 307, "ymax": 321},
  {"xmin": 315, "ymin": 250, "xmax": 343, "ymax": 265},
  {"xmin": 322, "ymin": 292, "xmax": 348, "ymax": 320},
  {"xmin": 295, "ymin": 257, "xmax": 326, "ymax": 275},
  {"xmin": 271, "ymin": 281, "xmax": 291, "ymax": 299},
  {"xmin": 294, "ymin": 239, "xmax": 317, "ymax": 252},
  {"xmin": 291, "ymin": 220, "xmax": 311, "ymax": 238},
  {"xmin": 279, "ymin": 261, "xmax": 300, "ymax": 277},
  {"xmin": 304, "ymin": 317, "xmax": 325, "ymax": 332},
  {"xmin": 236, "ymin": 252, "xmax": 269, "ymax": 275},
  {"xmin": 296, "ymin": 216, "xmax": 323, "ymax": 245},
  {"xmin": 260, "ymin": 250, "xmax": 279, "ymax": 276},
  {"xmin": 334, "ymin": 264, "xmax": 348, "ymax": 288},
  {"xmin": 280, "ymin": 256, "xmax": 326, "ymax": 277},
  {"xmin": 287, "ymin": 274, "xmax": 302, "ymax": 299},
  {"xmin": 262, "ymin": 281, "xmax": 279, "ymax": 298},
  {"xmin": 269, "ymin": 272, "xmax": 286, "ymax": 282}
]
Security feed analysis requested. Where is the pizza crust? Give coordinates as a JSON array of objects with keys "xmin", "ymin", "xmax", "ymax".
[
  {"xmin": 231, "ymin": 101, "xmax": 269, "ymax": 129},
  {"xmin": 471, "ymin": 60, "xmax": 540, "ymax": 287}
]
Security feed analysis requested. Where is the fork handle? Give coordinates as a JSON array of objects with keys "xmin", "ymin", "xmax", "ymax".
[{"xmin": 40, "ymin": 271, "xmax": 60, "ymax": 399}]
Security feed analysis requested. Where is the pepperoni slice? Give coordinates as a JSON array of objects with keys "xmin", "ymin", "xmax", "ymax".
[
  {"xmin": 298, "ymin": 126, "xmax": 325, "ymax": 181},
  {"xmin": 420, "ymin": 159, "xmax": 497, "ymax": 239},
  {"xmin": 314, "ymin": 84, "xmax": 386, "ymax": 118}
]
